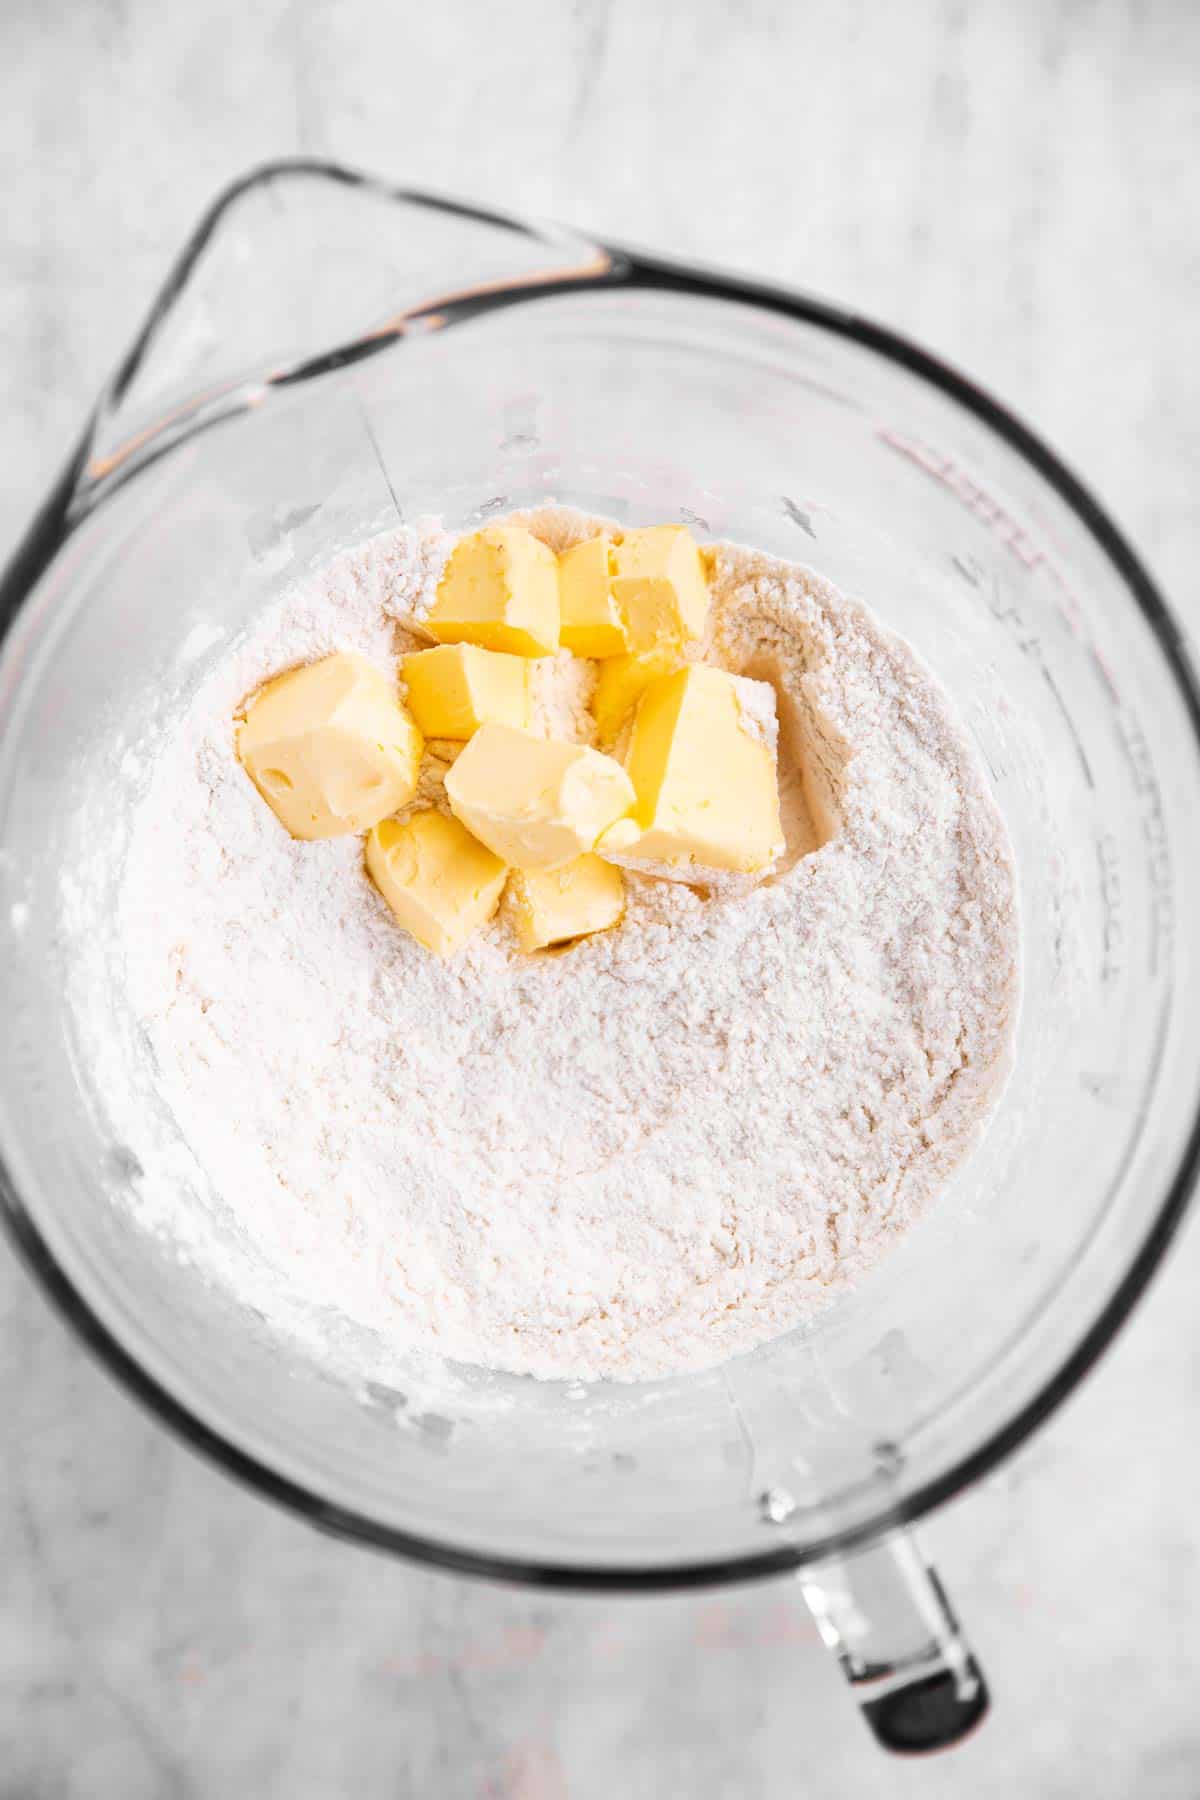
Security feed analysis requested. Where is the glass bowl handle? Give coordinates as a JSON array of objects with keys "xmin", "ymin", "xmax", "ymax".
[
  {"xmin": 4, "ymin": 159, "xmax": 622, "ymax": 629},
  {"xmin": 800, "ymin": 1529, "xmax": 989, "ymax": 1753},
  {"xmin": 9, "ymin": 162, "xmax": 620, "ymax": 580}
]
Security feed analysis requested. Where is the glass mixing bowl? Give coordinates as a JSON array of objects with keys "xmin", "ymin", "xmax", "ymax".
[{"xmin": 3, "ymin": 161, "xmax": 1199, "ymax": 1754}]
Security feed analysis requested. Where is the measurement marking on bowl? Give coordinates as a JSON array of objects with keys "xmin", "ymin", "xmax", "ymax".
[
  {"xmin": 105, "ymin": 1145, "xmax": 144, "ymax": 1183},
  {"xmin": 1097, "ymin": 834, "xmax": 1123, "ymax": 986},
  {"xmin": 873, "ymin": 1440, "xmax": 904, "ymax": 1479},
  {"xmin": 974, "ymin": 578, "xmax": 1097, "ymax": 790},
  {"xmin": 967, "ymin": 722, "xmax": 1003, "ymax": 785},
  {"xmin": 781, "ymin": 496, "xmax": 816, "ymax": 539},
  {"xmin": 1040, "ymin": 667, "xmax": 1095, "ymax": 790},
  {"xmin": 1091, "ymin": 642, "xmax": 1122, "ymax": 704},
  {"xmin": 881, "ymin": 426, "xmax": 1052, "ymax": 572},
  {"xmin": 880, "ymin": 425, "xmax": 1090, "ymax": 651},
  {"xmin": 1111, "ymin": 708, "xmax": 1174, "ymax": 980},
  {"xmin": 360, "ymin": 1380, "xmax": 408, "ymax": 1418}
]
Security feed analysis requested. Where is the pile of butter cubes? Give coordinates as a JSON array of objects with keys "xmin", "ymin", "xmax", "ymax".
[{"xmin": 236, "ymin": 524, "xmax": 784, "ymax": 957}]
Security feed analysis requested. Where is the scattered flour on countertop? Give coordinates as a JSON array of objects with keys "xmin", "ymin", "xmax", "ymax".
[{"xmin": 80, "ymin": 510, "xmax": 1018, "ymax": 1382}]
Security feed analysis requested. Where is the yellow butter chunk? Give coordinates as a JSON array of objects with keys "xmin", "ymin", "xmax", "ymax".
[
  {"xmin": 557, "ymin": 535, "xmax": 629, "ymax": 659},
  {"xmin": 613, "ymin": 664, "xmax": 784, "ymax": 877},
  {"xmin": 426, "ymin": 526, "xmax": 559, "ymax": 657},
  {"xmin": 237, "ymin": 651, "xmax": 422, "ymax": 841},
  {"xmin": 591, "ymin": 646, "xmax": 684, "ymax": 745},
  {"xmin": 445, "ymin": 724, "xmax": 635, "ymax": 869},
  {"xmin": 511, "ymin": 855, "xmax": 625, "ymax": 952},
  {"xmin": 402, "ymin": 644, "xmax": 531, "ymax": 739},
  {"xmin": 365, "ymin": 811, "xmax": 507, "ymax": 957},
  {"xmin": 611, "ymin": 525, "xmax": 709, "ymax": 652}
]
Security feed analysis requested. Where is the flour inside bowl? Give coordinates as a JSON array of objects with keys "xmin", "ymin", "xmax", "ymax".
[{"xmin": 89, "ymin": 510, "xmax": 1018, "ymax": 1382}]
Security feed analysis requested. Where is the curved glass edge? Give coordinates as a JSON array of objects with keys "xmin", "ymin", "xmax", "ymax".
[
  {"xmin": 82, "ymin": 160, "xmax": 624, "ymax": 521},
  {"xmin": 0, "ymin": 158, "xmax": 624, "ymax": 617},
  {"xmin": 1, "ymin": 158, "xmax": 1199, "ymax": 1592}
]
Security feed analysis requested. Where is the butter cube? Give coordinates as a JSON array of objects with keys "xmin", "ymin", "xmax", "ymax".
[
  {"xmin": 613, "ymin": 665, "xmax": 784, "ymax": 878},
  {"xmin": 445, "ymin": 724, "xmax": 635, "ymax": 869},
  {"xmin": 366, "ymin": 810, "xmax": 507, "ymax": 957},
  {"xmin": 237, "ymin": 651, "xmax": 422, "ymax": 840},
  {"xmin": 592, "ymin": 646, "xmax": 684, "ymax": 745},
  {"xmin": 611, "ymin": 525, "xmax": 709, "ymax": 652},
  {"xmin": 402, "ymin": 644, "xmax": 531, "ymax": 739},
  {"xmin": 426, "ymin": 526, "xmax": 559, "ymax": 657},
  {"xmin": 557, "ymin": 535, "xmax": 629, "ymax": 658},
  {"xmin": 511, "ymin": 856, "xmax": 625, "ymax": 952}
]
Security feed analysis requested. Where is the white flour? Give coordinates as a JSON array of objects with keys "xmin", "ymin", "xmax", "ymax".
[{"xmin": 92, "ymin": 510, "xmax": 1018, "ymax": 1382}]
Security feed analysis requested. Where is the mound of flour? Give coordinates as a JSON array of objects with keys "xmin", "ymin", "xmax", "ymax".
[{"xmin": 94, "ymin": 512, "xmax": 1018, "ymax": 1382}]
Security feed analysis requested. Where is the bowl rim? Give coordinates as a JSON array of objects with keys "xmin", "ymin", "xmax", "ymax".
[{"xmin": 2, "ymin": 157, "xmax": 1198, "ymax": 1592}]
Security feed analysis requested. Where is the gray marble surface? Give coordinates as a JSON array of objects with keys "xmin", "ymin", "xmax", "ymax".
[{"xmin": 4, "ymin": 2, "xmax": 1200, "ymax": 1794}]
